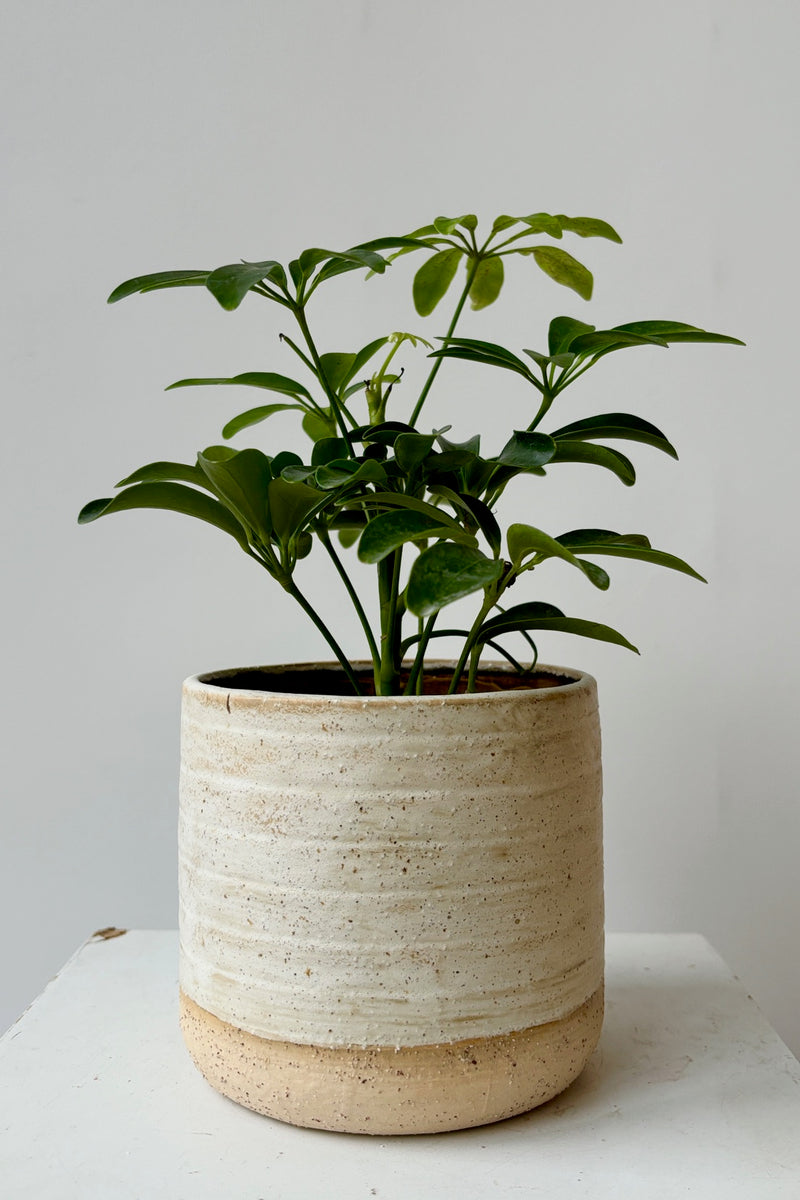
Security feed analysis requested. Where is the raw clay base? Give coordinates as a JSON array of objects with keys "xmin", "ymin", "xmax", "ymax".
[{"xmin": 179, "ymin": 986, "xmax": 603, "ymax": 1136}]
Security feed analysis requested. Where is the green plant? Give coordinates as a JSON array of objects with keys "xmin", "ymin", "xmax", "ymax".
[{"xmin": 79, "ymin": 210, "xmax": 742, "ymax": 696}]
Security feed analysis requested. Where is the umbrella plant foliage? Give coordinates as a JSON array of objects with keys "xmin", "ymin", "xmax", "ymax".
[{"xmin": 80, "ymin": 211, "xmax": 743, "ymax": 695}]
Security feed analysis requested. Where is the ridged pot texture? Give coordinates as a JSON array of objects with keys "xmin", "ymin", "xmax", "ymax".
[{"xmin": 178, "ymin": 663, "xmax": 604, "ymax": 1134}]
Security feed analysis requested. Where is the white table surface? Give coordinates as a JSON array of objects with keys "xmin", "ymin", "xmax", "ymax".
[{"xmin": 1, "ymin": 932, "xmax": 799, "ymax": 1199}]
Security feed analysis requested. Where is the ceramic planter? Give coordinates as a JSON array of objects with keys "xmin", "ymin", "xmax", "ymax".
[{"xmin": 178, "ymin": 662, "xmax": 604, "ymax": 1135}]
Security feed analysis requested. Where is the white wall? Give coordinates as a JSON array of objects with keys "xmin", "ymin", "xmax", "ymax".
[{"xmin": 2, "ymin": 0, "xmax": 798, "ymax": 1055}]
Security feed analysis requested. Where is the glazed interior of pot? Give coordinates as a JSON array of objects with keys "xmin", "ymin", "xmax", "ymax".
[{"xmin": 198, "ymin": 663, "xmax": 578, "ymax": 697}]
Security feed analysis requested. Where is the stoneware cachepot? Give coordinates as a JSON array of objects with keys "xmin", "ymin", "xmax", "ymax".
[{"xmin": 178, "ymin": 661, "xmax": 604, "ymax": 1135}]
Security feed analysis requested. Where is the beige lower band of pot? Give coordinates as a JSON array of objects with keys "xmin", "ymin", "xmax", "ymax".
[{"xmin": 179, "ymin": 985, "xmax": 604, "ymax": 1135}]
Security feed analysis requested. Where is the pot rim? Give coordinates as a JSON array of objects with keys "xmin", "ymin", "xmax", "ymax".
[{"xmin": 185, "ymin": 660, "xmax": 595, "ymax": 705}]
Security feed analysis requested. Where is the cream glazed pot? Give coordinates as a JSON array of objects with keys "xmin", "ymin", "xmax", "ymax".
[{"xmin": 178, "ymin": 662, "xmax": 604, "ymax": 1135}]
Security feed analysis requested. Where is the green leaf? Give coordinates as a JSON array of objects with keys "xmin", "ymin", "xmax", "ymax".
[
  {"xmin": 383, "ymin": 240, "xmax": 443, "ymax": 268},
  {"xmin": 358, "ymin": 509, "xmax": 474, "ymax": 564},
  {"xmin": 115, "ymin": 461, "xmax": 211, "ymax": 489},
  {"xmin": 556, "ymin": 532, "xmax": 705, "ymax": 581},
  {"xmin": 614, "ymin": 320, "xmax": 745, "ymax": 347},
  {"xmin": 298, "ymin": 246, "xmax": 388, "ymax": 279},
  {"xmin": 392, "ymin": 331, "xmax": 435, "ymax": 351},
  {"xmin": 318, "ymin": 352, "xmax": 357, "ymax": 394},
  {"xmin": 413, "ymin": 249, "xmax": 462, "ymax": 316},
  {"xmin": 432, "ymin": 214, "xmax": 477, "ymax": 236},
  {"xmin": 281, "ymin": 464, "xmax": 317, "ymax": 483},
  {"xmin": 550, "ymin": 440, "xmax": 636, "ymax": 486},
  {"xmin": 400, "ymin": 627, "xmax": 471, "ymax": 654},
  {"xmin": 313, "ymin": 458, "xmax": 387, "ymax": 490},
  {"xmin": 329, "ymin": 509, "xmax": 367, "ymax": 532},
  {"xmin": 548, "ymin": 316, "xmax": 595, "ymax": 355},
  {"xmin": 568, "ymin": 329, "xmax": 669, "ymax": 356},
  {"xmin": 428, "ymin": 487, "xmax": 502, "ymax": 556},
  {"xmin": 267, "ymin": 477, "xmax": 327, "ymax": 543},
  {"xmin": 523, "ymin": 349, "xmax": 576, "ymax": 369},
  {"xmin": 465, "ymin": 455, "xmax": 501, "ymax": 493},
  {"xmin": 519, "ymin": 213, "xmax": 563, "ymax": 238},
  {"xmin": 347, "ymin": 336, "xmax": 390, "ymax": 382},
  {"xmin": 206, "ymin": 261, "xmax": 286, "ymax": 310},
  {"xmin": 477, "ymin": 603, "xmax": 638, "ymax": 652},
  {"xmin": 197, "ymin": 447, "xmax": 273, "ymax": 538},
  {"xmin": 561, "ymin": 525, "xmax": 647, "ymax": 544},
  {"xmin": 406, "ymin": 543, "xmax": 504, "ymax": 617},
  {"xmin": 529, "ymin": 246, "xmax": 593, "ymax": 300},
  {"xmin": 430, "ymin": 336, "xmax": 533, "ymax": 379},
  {"xmin": 426, "ymin": 450, "xmax": 476, "ymax": 475},
  {"xmin": 302, "ymin": 410, "xmax": 336, "ymax": 442},
  {"xmin": 478, "ymin": 601, "xmax": 563, "ymax": 638},
  {"xmin": 312, "ymin": 260, "xmax": 377, "ymax": 288},
  {"xmin": 166, "ymin": 371, "xmax": 313, "ymax": 400},
  {"xmin": 338, "ymin": 526, "xmax": 362, "ymax": 549},
  {"xmin": 311, "ymin": 437, "xmax": 350, "ymax": 467},
  {"xmin": 507, "ymin": 523, "xmax": 609, "ymax": 589},
  {"xmin": 460, "ymin": 494, "xmax": 502, "ymax": 556},
  {"xmin": 197, "ymin": 443, "xmax": 235, "ymax": 461},
  {"xmin": 352, "ymin": 491, "xmax": 467, "ymax": 534},
  {"xmin": 469, "ymin": 255, "xmax": 504, "ymax": 310},
  {"xmin": 495, "ymin": 431, "xmax": 557, "ymax": 469},
  {"xmin": 492, "ymin": 214, "xmax": 519, "ymax": 233},
  {"xmin": 297, "ymin": 247, "xmax": 334, "ymax": 274},
  {"xmin": 107, "ymin": 270, "xmax": 209, "ymax": 304},
  {"xmin": 271, "ymin": 451, "xmax": 304, "ymax": 476},
  {"xmin": 304, "ymin": 245, "xmax": 394, "ymax": 287},
  {"xmin": 558, "ymin": 529, "xmax": 650, "ymax": 549},
  {"xmin": 331, "ymin": 246, "xmax": 390, "ymax": 273},
  {"xmin": 436, "ymin": 431, "xmax": 481, "ymax": 456},
  {"xmin": 550, "ymin": 413, "xmax": 678, "ymax": 458},
  {"xmin": 77, "ymin": 482, "xmax": 248, "ymax": 549},
  {"xmin": 556, "ymin": 215, "xmax": 623, "ymax": 243},
  {"xmin": 355, "ymin": 236, "xmax": 436, "ymax": 254},
  {"xmin": 222, "ymin": 404, "xmax": 306, "ymax": 440},
  {"xmin": 394, "ymin": 432, "xmax": 436, "ymax": 472},
  {"xmin": 342, "ymin": 379, "xmax": 370, "ymax": 401},
  {"xmin": 571, "ymin": 559, "xmax": 612, "ymax": 590},
  {"xmin": 355, "ymin": 421, "xmax": 415, "ymax": 446}
]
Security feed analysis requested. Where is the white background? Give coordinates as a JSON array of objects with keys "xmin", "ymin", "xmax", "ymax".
[{"xmin": 2, "ymin": 0, "xmax": 798, "ymax": 1055}]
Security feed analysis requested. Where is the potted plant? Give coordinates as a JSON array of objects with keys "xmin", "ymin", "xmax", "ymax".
[{"xmin": 79, "ymin": 210, "xmax": 741, "ymax": 1135}]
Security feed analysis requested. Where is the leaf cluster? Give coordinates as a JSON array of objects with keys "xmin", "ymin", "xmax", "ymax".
[{"xmin": 81, "ymin": 210, "xmax": 743, "ymax": 695}]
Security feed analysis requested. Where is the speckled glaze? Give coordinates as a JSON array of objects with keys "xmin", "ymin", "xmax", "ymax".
[{"xmin": 178, "ymin": 662, "xmax": 604, "ymax": 1134}]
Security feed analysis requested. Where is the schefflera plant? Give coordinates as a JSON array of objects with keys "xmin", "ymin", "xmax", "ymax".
[{"xmin": 79, "ymin": 211, "xmax": 742, "ymax": 696}]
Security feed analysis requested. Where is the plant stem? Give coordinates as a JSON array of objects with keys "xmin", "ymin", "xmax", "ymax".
[
  {"xmin": 466, "ymin": 643, "xmax": 482, "ymax": 692},
  {"xmin": 369, "ymin": 337, "xmax": 404, "ymax": 423},
  {"xmin": 279, "ymin": 333, "xmax": 317, "ymax": 375},
  {"xmin": 551, "ymin": 356, "xmax": 597, "ymax": 395},
  {"xmin": 409, "ymin": 255, "xmax": 482, "ymax": 427},
  {"xmin": 292, "ymin": 305, "xmax": 355, "ymax": 453},
  {"xmin": 318, "ymin": 529, "xmax": 381, "ymax": 685},
  {"xmin": 447, "ymin": 589, "xmax": 500, "ymax": 694},
  {"xmin": 528, "ymin": 385, "xmax": 555, "ymax": 431},
  {"xmin": 403, "ymin": 613, "xmax": 438, "ymax": 695},
  {"xmin": 285, "ymin": 579, "xmax": 361, "ymax": 694},
  {"xmin": 378, "ymin": 548, "xmax": 403, "ymax": 694},
  {"xmin": 483, "ymin": 639, "xmax": 526, "ymax": 674},
  {"xmin": 253, "ymin": 285, "xmax": 291, "ymax": 307}
]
